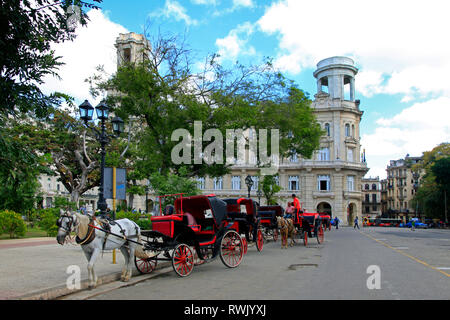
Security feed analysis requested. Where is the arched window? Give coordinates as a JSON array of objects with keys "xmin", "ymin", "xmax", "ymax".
[
  {"xmin": 351, "ymin": 124, "xmax": 355, "ymax": 137},
  {"xmin": 365, "ymin": 184, "xmax": 369, "ymax": 190},
  {"xmin": 372, "ymin": 184, "xmax": 377, "ymax": 190},
  {"xmin": 345, "ymin": 123, "xmax": 350, "ymax": 137}
]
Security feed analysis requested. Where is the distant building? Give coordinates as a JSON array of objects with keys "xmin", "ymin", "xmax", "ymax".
[
  {"xmin": 361, "ymin": 177, "xmax": 381, "ymax": 218},
  {"xmin": 385, "ymin": 155, "xmax": 423, "ymax": 220}
]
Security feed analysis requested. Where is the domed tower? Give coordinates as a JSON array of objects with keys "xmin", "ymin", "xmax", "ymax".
[{"xmin": 301, "ymin": 56, "xmax": 369, "ymax": 225}]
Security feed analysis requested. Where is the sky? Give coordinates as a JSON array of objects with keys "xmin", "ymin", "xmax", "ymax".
[{"xmin": 40, "ymin": 0, "xmax": 450, "ymax": 179}]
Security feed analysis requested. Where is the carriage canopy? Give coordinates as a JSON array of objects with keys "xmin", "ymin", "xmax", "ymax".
[{"xmin": 174, "ymin": 195, "xmax": 228, "ymax": 226}]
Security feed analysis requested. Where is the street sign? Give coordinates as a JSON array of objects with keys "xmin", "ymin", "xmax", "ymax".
[{"xmin": 104, "ymin": 167, "xmax": 126, "ymax": 200}]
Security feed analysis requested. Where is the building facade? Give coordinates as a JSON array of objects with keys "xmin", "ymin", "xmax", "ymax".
[
  {"xmin": 385, "ymin": 155, "xmax": 423, "ymax": 220},
  {"xmin": 361, "ymin": 177, "xmax": 382, "ymax": 218}
]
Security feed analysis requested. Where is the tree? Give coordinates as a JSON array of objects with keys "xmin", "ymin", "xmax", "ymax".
[
  {"xmin": 412, "ymin": 143, "xmax": 450, "ymax": 221},
  {"xmin": 260, "ymin": 174, "xmax": 282, "ymax": 205},
  {"xmin": 89, "ymin": 32, "xmax": 322, "ymax": 183},
  {"xmin": 0, "ymin": 0, "xmax": 103, "ymax": 212}
]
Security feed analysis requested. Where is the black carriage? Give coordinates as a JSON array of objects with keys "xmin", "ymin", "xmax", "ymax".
[
  {"xmin": 134, "ymin": 194, "xmax": 245, "ymax": 277},
  {"xmin": 223, "ymin": 198, "xmax": 264, "ymax": 253},
  {"xmin": 257, "ymin": 205, "xmax": 284, "ymax": 242},
  {"xmin": 293, "ymin": 210, "xmax": 325, "ymax": 246}
]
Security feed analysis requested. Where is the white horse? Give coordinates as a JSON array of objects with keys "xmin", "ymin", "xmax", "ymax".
[{"xmin": 56, "ymin": 209, "xmax": 149, "ymax": 289}]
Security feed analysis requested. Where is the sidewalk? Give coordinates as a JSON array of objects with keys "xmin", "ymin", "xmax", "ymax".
[{"xmin": 0, "ymin": 237, "xmax": 168, "ymax": 300}]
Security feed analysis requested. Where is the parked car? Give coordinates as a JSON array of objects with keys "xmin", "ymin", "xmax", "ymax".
[{"xmin": 405, "ymin": 221, "xmax": 428, "ymax": 229}]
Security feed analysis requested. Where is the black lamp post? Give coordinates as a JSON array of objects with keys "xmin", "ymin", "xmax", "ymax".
[
  {"xmin": 79, "ymin": 99, "xmax": 124, "ymax": 218},
  {"xmin": 245, "ymin": 175, "xmax": 253, "ymax": 198}
]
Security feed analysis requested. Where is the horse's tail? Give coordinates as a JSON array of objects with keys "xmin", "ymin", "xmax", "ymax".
[{"xmin": 134, "ymin": 233, "xmax": 154, "ymax": 259}]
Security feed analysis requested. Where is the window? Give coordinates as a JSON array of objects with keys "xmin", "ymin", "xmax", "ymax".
[
  {"xmin": 123, "ymin": 48, "xmax": 131, "ymax": 63},
  {"xmin": 372, "ymin": 194, "xmax": 377, "ymax": 203},
  {"xmin": 213, "ymin": 177, "xmax": 223, "ymax": 190},
  {"xmin": 365, "ymin": 194, "xmax": 370, "ymax": 202},
  {"xmin": 365, "ymin": 206, "xmax": 370, "ymax": 213},
  {"xmin": 365, "ymin": 184, "xmax": 369, "ymax": 190},
  {"xmin": 324, "ymin": 123, "xmax": 330, "ymax": 136},
  {"xmin": 347, "ymin": 176, "xmax": 355, "ymax": 191},
  {"xmin": 274, "ymin": 175, "xmax": 280, "ymax": 186},
  {"xmin": 289, "ymin": 176, "xmax": 299, "ymax": 191},
  {"xmin": 197, "ymin": 177, "xmax": 205, "ymax": 190},
  {"xmin": 351, "ymin": 124, "xmax": 355, "ymax": 138},
  {"xmin": 290, "ymin": 151, "xmax": 298, "ymax": 163},
  {"xmin": 317, "ymin": 175, "xmax": 330, "ymax": 191},
  {"xmin": 372, "ymin": 184, "xmax": 377, "ymax": 190},
  {"xmin": 347, "ymin": 147, "xmax": 354, "ymax": 162},
  {"xmin": 251, "ymin": 176, "xmax": 259, "ymax": 191},
  {"xmin": 318, "ymin": 148, "xmax": 330, "ymax": 161},
  {"xmin": 345, "ymin": 123, "xmax": 350, "ymax": 137},
  {"xmin": 231, "ymin": 176, "xmax": 241, "ymax": 190}
]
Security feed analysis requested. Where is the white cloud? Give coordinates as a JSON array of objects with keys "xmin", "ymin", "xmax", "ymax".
[
  {"xmin": 40, "ymin": 9, "xmax": 128, "ymax": 110},
  {"xmin": 257, "ymin": 0, "xmax": 450, "ymax": 99},
  {"xmin": 233, "ymin": 0, "xmax": 254, "ymax": 8},
  {"xmin": 215, "ymin": 22, "xmax": 256, "ymax": 61},
  {"xmin": 150, "ymin": 0, "xmax": 198, "ymax": 26},
  {"xmin": 191, "ymin": 0, "xmax": 217, "ymax": 5},
  {"xmin": 361, "ymin": 97, "xmax": 450, "ymax": 178}
]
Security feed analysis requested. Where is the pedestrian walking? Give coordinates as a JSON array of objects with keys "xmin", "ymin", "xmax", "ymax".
[
  {"xmin": 354, "ymin": 216, "xmax": 360, "ymax": 229},
  {"xmin": 411, "ymin": 219, "xmax": 416, "ymax": 231},
  {"xmin": 335, "ymin": 216, "xmax": 339, "ymax": 229}
]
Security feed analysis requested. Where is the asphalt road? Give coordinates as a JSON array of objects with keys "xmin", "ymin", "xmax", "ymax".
[{"xmin": 86, "ymin": 226, "xmax": 450, "ymax": 300}]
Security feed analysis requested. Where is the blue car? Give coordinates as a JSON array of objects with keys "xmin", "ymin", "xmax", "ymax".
[{"xmin": 405, "ymin": 221, "xmax": 428, "ymax": 229}]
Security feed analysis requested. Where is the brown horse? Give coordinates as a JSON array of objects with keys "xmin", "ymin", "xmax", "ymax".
[{"xmin": 277, "ymin": 216, "xmax": 296, "ymax": 248}]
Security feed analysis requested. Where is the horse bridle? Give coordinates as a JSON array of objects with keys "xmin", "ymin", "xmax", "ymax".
[{"xmin": 57, "ymin": 215, "xmax": 77, "ymax": 234}]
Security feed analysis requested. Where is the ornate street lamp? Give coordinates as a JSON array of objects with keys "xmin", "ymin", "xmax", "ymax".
[
  {"xmin": 79, "ymin": 99, "xmax": 124, "ymax": 218},
  {"xmin": 245, "ymin": 175, "xmax": 253, "ymax": 198}
]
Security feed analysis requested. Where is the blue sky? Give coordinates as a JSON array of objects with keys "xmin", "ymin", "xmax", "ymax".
[{"xmin": 42, "ymin": 0, "xmax": 450, "ymax": 179}]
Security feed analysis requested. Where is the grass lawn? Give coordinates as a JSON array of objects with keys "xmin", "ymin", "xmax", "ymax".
[{"xmin": 0, "ymin": 224, "xmax": 49, "ymax": 240}]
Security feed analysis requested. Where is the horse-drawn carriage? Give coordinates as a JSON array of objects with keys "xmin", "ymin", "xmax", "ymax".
[
  {"xmin": 257, "ymin": 205, "xmax": 284, "ymax": 242},
  {"xmin": 318, "ymin": 213, "xmax": 331, "ymax": 231},
  {"xmin": 293, "ymin": 210, "xmax": 325, "ymax": 246},
  {"xmin": 223, "ymin": 198, "xmax": 264, "ymax": 253},
  {"xmin": 135, "ymin": 194, "xmax": 245, "ymax": 277}
]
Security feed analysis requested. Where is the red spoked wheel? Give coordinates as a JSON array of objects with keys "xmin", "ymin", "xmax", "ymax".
[
  {"xmin": 220, "ymin": 230, "xmax": 244, "ymax": 268},
  {"xmin": 273, "ymin": 229, "xmax": 278, "ymax": 242},
  {"xmin": 172, "ymin": 244, "xmax": 195, "ymax": 277},
  {"xmin": 241, "ymin": 236, "xmax": 248, "ymax": 255},
  {"xmin": 134, "ymin": 256, "xmax": 157, "ymax": 274},
  {"xmin": 303, "ymin": 231, "xmax": 308, "ymax": 246},
  {"xmin": 317, "ymin": 226, "xmax": 324, "ymax": 244},
  {"xmin": 256, "ymin": 229, "xmax": 264, "ymax": 252}
]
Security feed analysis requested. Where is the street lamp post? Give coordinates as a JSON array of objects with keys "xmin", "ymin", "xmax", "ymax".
[
  {"xmin": 257, "ymin": 189, "xmax": 262, "ymax": 204},
  {"xmin": 79, "ymin": 99, "xmax": 124, "ymax": 218},
  {"xmin": 245, "ymin": 175, "xmax": 253, "ymax": 198}
]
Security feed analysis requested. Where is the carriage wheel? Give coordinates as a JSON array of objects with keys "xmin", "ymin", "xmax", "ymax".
[
  {"xmin": 135, "ymin": 256, "xmax": 157, "ymax": 274},
  {"xmin": 303, "ymin": 231, "xmax": 308, "ymax": 246},
  {"xmin": 317, "ymin": 226, "xmax": 324, "ymax": 244},
  {"xmin": 220, "ymin": 230, "xmax": 244, "ymax": 268},
  {"xmin": 172, "ymin": 244, "xmax": 195, "ymax": 277},
  {"xmin": 256, "ymin": 229, "xmax": 264, "ymax": 252},
  {"xmin": 241, "ymin": 236, "xmax": 248, "ymax": 255}
]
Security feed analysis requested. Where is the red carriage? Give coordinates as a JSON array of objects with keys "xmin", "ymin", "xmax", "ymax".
[
  {"xmin": 134, "ymin": 194, "xmax": 245, "ymax": 277},
  {"xmin": 223, "ymin": 198, "xmax": 264, "ymax": 253},
  {"xmin": 293, "ymin": 210, "xmax": 325, "ymax": 246},
  {"xmin": 257, "ymin": 205, "xmax": 284, "ymax": 242},
  {"xmin": 318, "ymin": 213, "xmax": 332, "ymax": 231}
]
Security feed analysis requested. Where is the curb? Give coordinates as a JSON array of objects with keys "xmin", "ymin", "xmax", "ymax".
[{"xmin": 16, "ymin": 262, "xmax": 172, "ymax": 300}]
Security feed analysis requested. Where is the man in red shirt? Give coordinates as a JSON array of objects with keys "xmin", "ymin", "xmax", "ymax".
[{"xmin": 292, "ymin": 194, "xmax": 301, "ymax": 220}]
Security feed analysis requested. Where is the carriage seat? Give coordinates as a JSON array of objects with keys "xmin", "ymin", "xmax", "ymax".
[
  {"xmin": 151, "ymin": 214, "xmax": 183, "ymax": 222},
  {"xmin": 184, "ymin": 212, "xmax": 215, "ymax": 235}
]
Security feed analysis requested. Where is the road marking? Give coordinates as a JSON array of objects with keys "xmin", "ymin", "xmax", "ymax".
[
  {"xmin": 436, "ymin": 267, "xmax": 450, "ymax": 270},
  {"xmin": 360, "ymin": 231, "xmax": 450, "ymax": 278},
  {"xmin": 392, "ymin": 247, "xmax": 409, "ymax": 250}
]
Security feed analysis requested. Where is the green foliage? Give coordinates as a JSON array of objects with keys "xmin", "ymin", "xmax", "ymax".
[
  {"xmin": 37, "ymin": 208, "xmax": 60, "ymax": 237},
  {"xmin": 412, "ymin": 143, "xmax": 450, "ymax": 220},
  {"xmin": 260, "ymin": 174, "xmax": 282, "ymax": 205},
  {"xmin": 54, "ymin": 196, "xmax": 77, "ymax": 210},
  {"xmin": 114, "ymin": 211, "xmax": 152, "ymax": 230},
  {"xmin": 149, "ymin": 167, "xmax": 200, "ymax": 203},
  {"xmin": 0, "ymin": 210, "xmax": 27, "ymax": 238}
]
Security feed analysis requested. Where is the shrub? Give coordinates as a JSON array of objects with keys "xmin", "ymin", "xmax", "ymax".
[
  {"xmin": 0, "ymin": 210, "xmax": 27, "ymax": 238},
  {"xmin": 37, "ymin": 208, "xmax": 60, "ymax": 237},
  {"xmin": 115, "ymin": 211, "xmax": 152, "ymax": 230}
]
